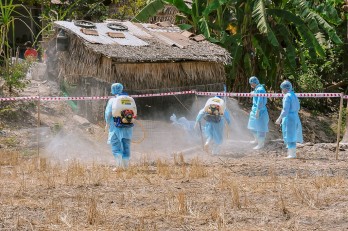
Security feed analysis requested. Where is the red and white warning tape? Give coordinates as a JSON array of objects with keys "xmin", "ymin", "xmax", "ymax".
[
  {"xmin": 0, "ymin": 91, "xmax": 347, "ymax": 101},
  {"xmin": 197, "ymin": 92, "xmax": 284, "ymax": 98},
  {"xmin": 196, "ymin": 92, "xmax": 344, "ymax": 98},
  {"xmin": 40, "ymin": 96, "xmax": 111, "ymax": 101},
  {"xmin": 0, "ymin": 96, "xmax": 40, "ymax": 101},
  {"xmin": 130, "ymin": 90, "xmax": 195, "ymax": 98}
]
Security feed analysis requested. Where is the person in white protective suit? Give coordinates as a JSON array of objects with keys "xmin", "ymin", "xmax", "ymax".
[
  {"xmin": 170, "ymin": 113, "xmax": 200, "ymax": 142},
  {"xmin": 105, "ymin": 83, "xmax": 136, "ymax": 168},
  {"xmin": 275, "ymin": 80, "xmax": 303, "ymax": 159},
  {"xmin": 194, "ymin": 96, "xmax": 231, "ymax": 155},
  {"xmin": 247, "ymin": 76, "xmax": 270, "ymax": 149}
]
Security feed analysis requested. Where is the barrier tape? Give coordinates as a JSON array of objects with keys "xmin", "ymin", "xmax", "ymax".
[
  {"xmin": 130, "ymin": 90, "xmax": 195, "ymax": 98},
  {"xmin": 40, "ymin": 96, "xmax": 111, "ymax": 101},
  {"xmin": 197, "ymin": 92, "xmax": 283, "ymax": 98},
  {"xmin": 196, "ymin": 92, "xmax": 343, "ymax": 98},
  {"xmin": 0, "ymin": 96, "xmax": 40, "ymax": 101},
  {"xmin": 0, "ymin": 91, "xmax": 346, "ymax": 101}
]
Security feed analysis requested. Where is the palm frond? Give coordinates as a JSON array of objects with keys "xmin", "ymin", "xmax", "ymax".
[
  {"xmin": 252, "ymin": 37, "xmax": 271, "ymax": 69},
  {"xmin": 165, "ymin": 0, "xmax": 191, "ymax": 15},
  {"xmin": 252, "ymin": 0, "xmax": 268, "ymax": 33},
  {"xmin": 252, "ymin": 0, "xmax": 279, "ymax": 47},
  {"xmin": 203, "ymin": 0, "xmax": 230, "ymax": 16},
  {"xmin": 310, "ymin": 11, "xmax": 342, "ymax": 44},
  {"xmin": 275, "ymin": 24, "xmax": 297, "ymax": 70},
  {"xmin": 268, "ymin": 9, "xmax": 325, "ymax": 58},
  {"xmin": 315, "ymin": 32, "xmax": 327, "ymax": 46},
  {"xmin": 292, "ymin": 0, "xmax": 342, "ymax": 44},
  {"xmin": 132, "ymin": 0, "xmax": 165, "ymax": 22},
  {"xmin": 198, "ymin": 17, "xmax": 211, "ymax": 38}
]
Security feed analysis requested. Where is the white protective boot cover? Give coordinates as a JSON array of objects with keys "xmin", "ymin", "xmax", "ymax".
[
  {"xmin": 112, "ymin": 155, "xmax": 123, "ymax": 171},
  {"xmin": 250, "ymin": 134, "xmax": 258, "ymax": 144},
  {"xmin": 253, "ymin": 138, "xmax": 265, "ymax": 150},
  {"xmin": 122, "ymin": 159, "xmax": 129, "ymax": 169},
  {"xmin": 115, "ymin": 155, "xmax": 122, "ymax": 166},
  {"xmin": 285, "ymin": 148, "xmax": 296, "ymax": 159},
  {"xmin": 204, "ymin": 139, "xmax": 212, "ymax": 152},
  {"xmin": 212, "ymin": 145, "xmax": 220, "ymax": 155}
]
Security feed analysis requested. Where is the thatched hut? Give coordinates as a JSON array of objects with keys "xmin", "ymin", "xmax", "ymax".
[{"xmin": 51, "ymin": 20, "xmax": 231, "ymax": 121}]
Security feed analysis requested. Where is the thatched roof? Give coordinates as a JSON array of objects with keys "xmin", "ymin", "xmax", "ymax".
[
  {"xmin": 54, "ymin": 20, "xmax": 231, "ymax": 64},
  {"xmin": 52, "ymin": 20, "xmax": 230, "ymax": 90}
]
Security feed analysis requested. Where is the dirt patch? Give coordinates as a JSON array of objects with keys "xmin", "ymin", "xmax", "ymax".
[
  {"xmin": 0, "ymin": 144, "xmax": 347, "ymax": 230},
  {"xmin": 1, "ymin": 75, "xmax": 347, "ymax": 230}
]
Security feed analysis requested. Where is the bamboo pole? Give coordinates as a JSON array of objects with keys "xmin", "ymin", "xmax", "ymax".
[
  {"xmin": 15, "ymin": 46, "xmax": 19, "ymax": 64},
  {"xmin": 346, "ymin": 98, "xmax": 348, "ymax": 141},
  {"xmin": 335, "ymin": 92, "xmax": 344, "ymax": 160},
  {"xmin": 37, "ymin": 84, "xmax": 41, "ymax": 156},
  {"xmin": 341, "ymin": 97, "xmax": 348, "ymax": 143}
]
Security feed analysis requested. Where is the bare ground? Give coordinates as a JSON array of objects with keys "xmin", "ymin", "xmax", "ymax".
[
  {"xmin": 0, "ymin": 79, "xmax": 348, "ymax": 230},
  {"xmin": 0, "ymin": 142, "xmax": 347, "ymax": 230}
]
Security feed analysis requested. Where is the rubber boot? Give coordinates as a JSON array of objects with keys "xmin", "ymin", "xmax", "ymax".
[
  {"xmin": 253, "ymin": 138, "xmax": 265, "ymax": 150},
  {"xmin": 285, "ymin": 148, "xmax": 296, "ymax": 159}
]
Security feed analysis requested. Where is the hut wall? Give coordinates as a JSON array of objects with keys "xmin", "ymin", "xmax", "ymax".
[
  {"xmin": 70, "ymin": 77, "xmax": 110, "ymax": 123},
  {"xmin": 58, "ymin": 34, "xmax": 227, "ymax": 123},
  {"xmin": 59, "ymin": 37, "xmax": 226, "ymax": 90},
  {"xmin": 75, "ymin": 77, "xmax": 224, "ymax": 123}
]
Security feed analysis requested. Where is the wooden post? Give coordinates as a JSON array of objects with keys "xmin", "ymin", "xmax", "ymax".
[
  {"xmin": 37, "ymin": 85, "xmax": 41, "ymax": 156},
  {"xmin": 345, "ymin": 98, "xmax": 348, "ymax": 142},
  {"xmin": 342, "ymin": 98, "xmax": 348, "ymax": 143},
  {"xmin": 335, "ymin": 93, "xmax": 344, "ymax": 160}
]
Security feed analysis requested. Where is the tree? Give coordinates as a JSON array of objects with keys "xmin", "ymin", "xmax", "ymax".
[
  {"xmin": 110, "ymin": 0, "xmax": 147, "ymax": 20},
  {"xmin": 1, "ymin": 0, "xmax": 33, "ymax": 93},
  {"xmin": 134, "ymin": 0, "xmax": 343, "ymax": 92}
]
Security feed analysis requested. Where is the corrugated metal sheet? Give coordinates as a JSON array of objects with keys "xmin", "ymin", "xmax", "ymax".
[
  {"xmin": 139, "ymin": 23, "xmax": 193, "ymax": 48},
  {"xmin": 120, "ymin": 21, "xmax": 153, "ymax": 38},
  {"xmin": 141, "ymin": 23, "xmax": 182, "ymax": 33},
  {"xmin": 55, "ymin": 21, "xmax": 149, "ymax": 46},
  {"xmin": 158, "ymin": 32, "xmax": 191, "ymax": 48}
]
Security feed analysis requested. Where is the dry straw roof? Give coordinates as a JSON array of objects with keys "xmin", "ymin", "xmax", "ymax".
[{"xmin": 54, "ymin": 20, "xmax": 231, "ymax": 64}]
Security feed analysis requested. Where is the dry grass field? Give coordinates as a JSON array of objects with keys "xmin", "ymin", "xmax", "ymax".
[
  {"xmin": 1, "ymin": 144, "xmax": 348, "ymax": 231},
  {"xmin": 1, "ymin": 79, "xmax": 347, "ymax": 230}
]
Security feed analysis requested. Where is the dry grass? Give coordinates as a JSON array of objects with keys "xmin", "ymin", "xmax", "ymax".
[
  {"xmin": 231, "ymin": 182, "xmax": 241, "ymax": 209},
  {"xmin": 0, "ymin": 150, "xmax": 19, "ymax": 166},
  {"xmin": 188, "ymin": 157, "xmax": 207, "ymax": 179},
  {"xmin": 0, "ymin": 151, "xmax": 348, "ymax": 230}
]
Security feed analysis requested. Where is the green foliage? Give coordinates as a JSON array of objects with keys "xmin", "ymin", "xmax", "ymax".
[
  {"xmin": 1, "ymin": 0, "xmax": 33, "ymax": 93},
  {"xmin": 297, "ymin": 67, "xmax": 324, "ymax": 92},
  {"xmin": 290, "ymin": 38, "xmax": 345, "ymax": 111},
  {"xmin": 2, "ymin": 137, "xmax": 18, "ymax": 147},
  {"xmin": 0, "ymin": 105, "xmax": 16, "ymax": 117},
  {"xmin": 111, "ymin": 0, "xmax": 147, "ymax": 20},
  {"xmin": 38, "ymin": 0, "xmax": 84, "ymax": 38},
  {"xmin": 1, "ymin": 0, "xmax": 33, "ymax": 53},
  {"xmin": 133, "ymin": 0, "xmax": 165, "ymax": 22},
  {"xmin": 136, "ymin": 0, "xmax": 344, "ymax": 94},
  {"xmin": 253, "ymin": 0, "xmax": 279, "ymax": 47},
  {"xmin": 1, "ymin": 60, "xmax": 31, "ymax": 93},
  {"xmin": 69, "ymin": 0, "xmax": 109, "ymax": 21},
  {"xmin": 51, "ymin": 122, "xmax": 63, "ymax": 134}
]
